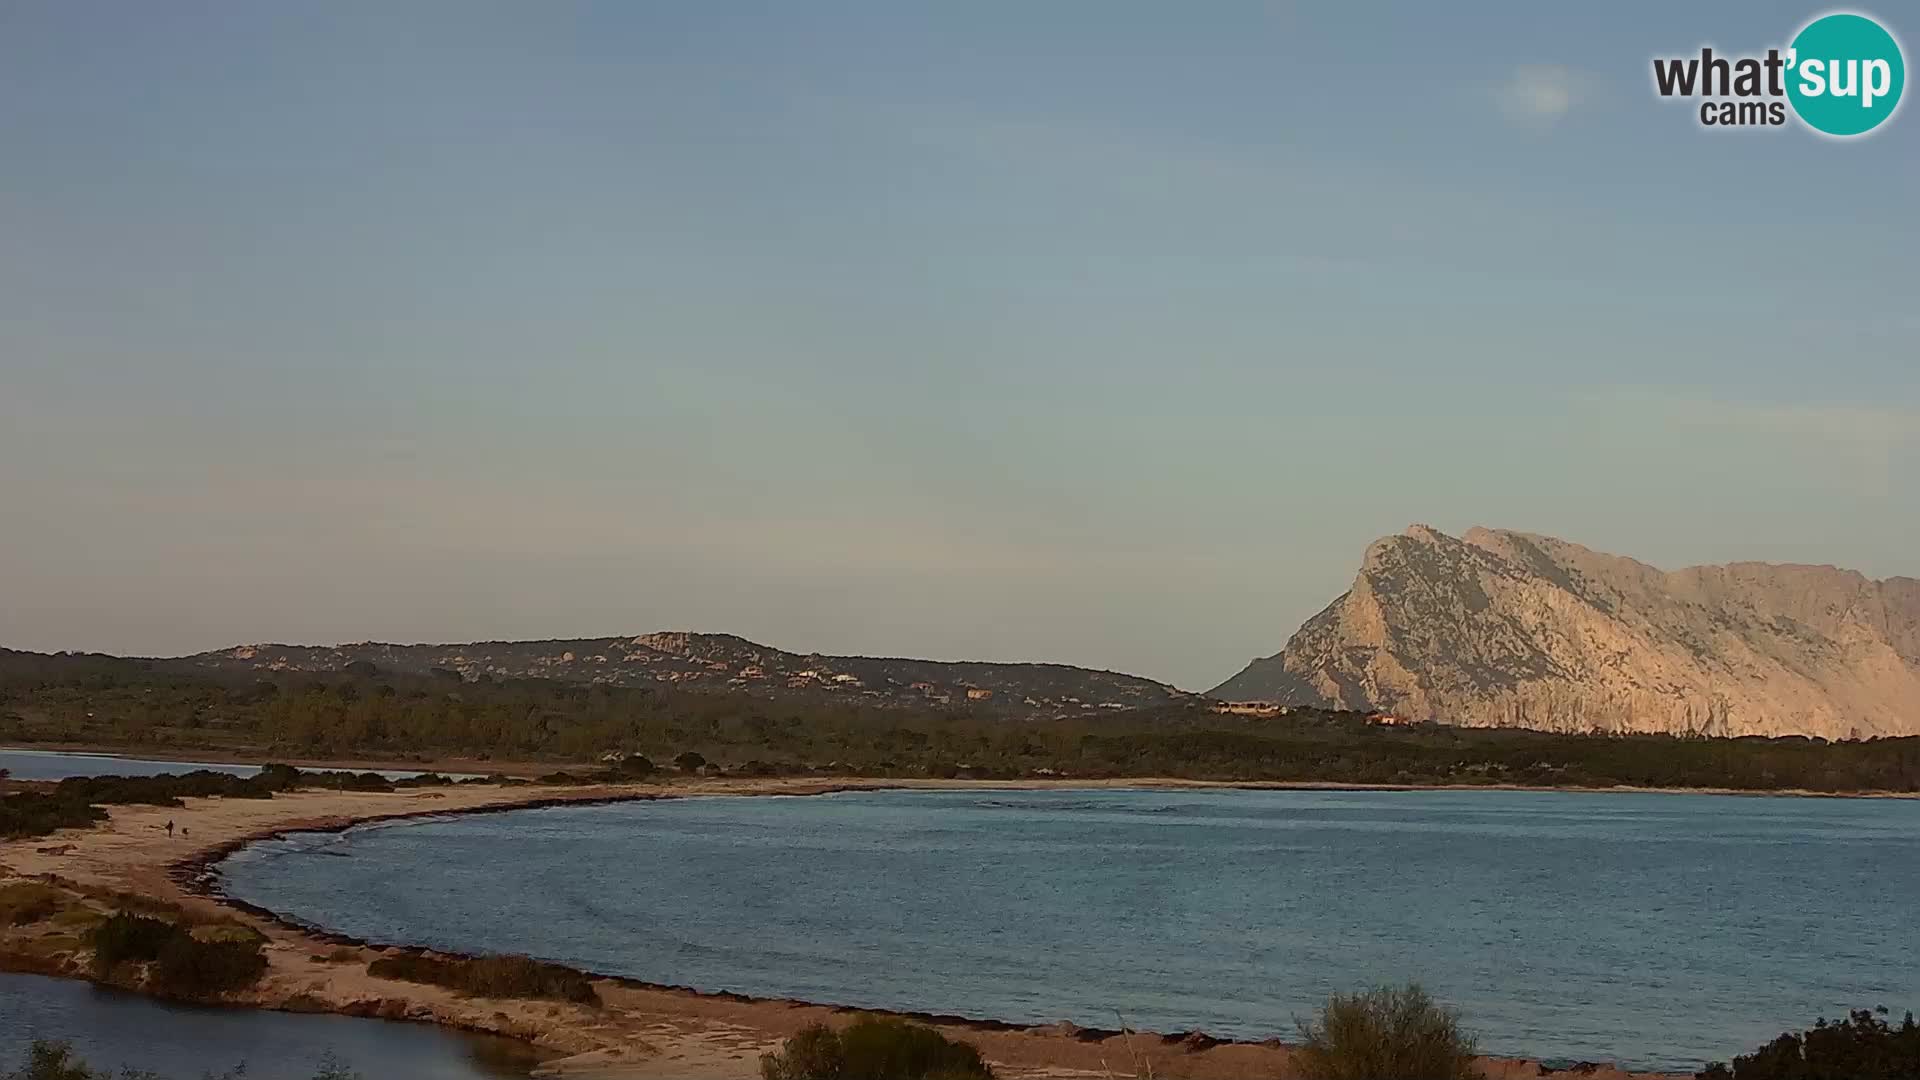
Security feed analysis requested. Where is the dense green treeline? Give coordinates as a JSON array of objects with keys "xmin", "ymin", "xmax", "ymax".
[
  {"xmin": 1, "ymin": 765, "xmax": 481, "ymax": 839},
  {"xmin": 4, "ymin": 650, "xmax": 1918, "ymax": 793},
  {"xmin": 1698, "ymin": 1008, "xmax": 1920, "ymax": 1079}
]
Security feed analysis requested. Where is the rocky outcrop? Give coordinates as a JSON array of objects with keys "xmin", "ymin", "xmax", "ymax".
[{"xmin": 1211, "ymin": 525, "xmax": 1920, "ymax": 739}]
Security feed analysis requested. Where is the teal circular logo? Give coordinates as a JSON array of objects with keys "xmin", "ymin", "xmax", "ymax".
[{"xmin": 1787, "ymin": 13, "xmax": 1905, "ymax": 136}]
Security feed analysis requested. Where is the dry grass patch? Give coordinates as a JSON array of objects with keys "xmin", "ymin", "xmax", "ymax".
[
  {"xmin": 47, "ymin": 906, "xmax": 106, "ymax": 931},
  {"xmin": 0, "ymin": 881, "xmax": 67, "ymax": 926},
  {"xmin": 192, "ymin": 923, "xmax": 269, "ymax": 947}
]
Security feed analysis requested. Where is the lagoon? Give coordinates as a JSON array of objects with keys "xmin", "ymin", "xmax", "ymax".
[
  {"xmin": 0, "ymin": 972, "xmax": 543, "ymax": 1079},
  {"xmin": 217, "ymin": 787, "xmax": 1920, "ymax": 1072}
]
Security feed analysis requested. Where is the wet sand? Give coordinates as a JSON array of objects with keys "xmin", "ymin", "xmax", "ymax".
[{"xmin": 2, "ymin": 778, "xmax": 1687, "ymax": 1079}]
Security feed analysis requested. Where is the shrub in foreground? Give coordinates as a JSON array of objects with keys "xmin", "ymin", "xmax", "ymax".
[
  {"xmin": 1, "ymin": 1040, "xmax": 100, "ymax": 1080},
  {"xmin": 1294, "ymin": 984, "xmax": 1481, "ymax": 1080},
  {"xmin": 1697, "ymin": 1007, "xmax": 1920, "ymax": 1080},
  {"xmin": 2, "ymin": 1038, "xmax": 359, "ymax": 1080},
  {"xmin": 761, "ymin": 1018, "xmax": 994, "ymax": 1080},
  {"xmin": 367, "ymin": 952, "xmax": 598, "ymax": 1005}
]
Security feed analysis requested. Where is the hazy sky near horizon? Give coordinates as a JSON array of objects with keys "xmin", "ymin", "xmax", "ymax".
[{"xmin": 3, "ymin": 2, "xmax": 1916, "ymax": 690}]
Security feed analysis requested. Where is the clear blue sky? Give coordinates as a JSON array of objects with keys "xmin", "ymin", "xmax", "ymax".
[{"xmin": 2, "ymin": 3, "xmax": 1914, "ymax": 690}]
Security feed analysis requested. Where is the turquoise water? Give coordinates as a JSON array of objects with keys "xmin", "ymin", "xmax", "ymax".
[
  {"xmin": 218, "ymin": 788, "xmax": 1920, "ymax": 1071},
  {"xmin": 0, "ymin": 972, "xmax": 542, "ymax": 1079}
]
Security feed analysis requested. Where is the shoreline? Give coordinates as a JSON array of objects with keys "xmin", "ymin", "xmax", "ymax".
[
  {"xmin": 5, "ymin": 777, "xmax": 1705, "ymax": 1078},
  {"xmin": 7, "ymin": 742, "xmax": 1917, "ymax": 801}
]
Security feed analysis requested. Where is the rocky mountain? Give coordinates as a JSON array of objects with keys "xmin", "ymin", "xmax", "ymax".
[
  {"xmin": 182, "ymin": 632, "xmax": 1190, "ymax": 715},
  {"xmin": 1211, "ymin": 525, "xmax": 1920, "ymax": 739}
]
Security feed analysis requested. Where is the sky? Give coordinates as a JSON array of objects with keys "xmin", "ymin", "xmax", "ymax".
[{"xmin": 2, "ymin": 2, "xmax": 1915, "ymax": 691}]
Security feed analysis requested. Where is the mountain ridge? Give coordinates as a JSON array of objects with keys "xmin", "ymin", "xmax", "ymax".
[{"xmin": 1211, "ymin": 525, "xmax": 1920, "ymax": 739}]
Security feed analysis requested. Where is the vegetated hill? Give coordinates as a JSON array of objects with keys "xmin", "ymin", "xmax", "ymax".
[
  {"xmin": 178, "ymin": 632, "xmax": 1190, "ymax": 715},
  {"xmin": 7, "ymin": 648, "xmax": 1918, "ymax": 792},
  {"xmin": 1211, "ymin": 525, "xmax": 1920, "ymax": 739}
]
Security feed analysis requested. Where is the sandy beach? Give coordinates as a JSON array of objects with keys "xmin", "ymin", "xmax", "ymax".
[{"xmin": 3, "ymin": 777, "xmax": 1687, "ymax": 1079}]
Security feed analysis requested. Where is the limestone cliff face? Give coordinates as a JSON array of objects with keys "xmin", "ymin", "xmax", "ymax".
[{"xmin": 1211, "ymin": 525, "xmax": 1920, "ymax": 738}]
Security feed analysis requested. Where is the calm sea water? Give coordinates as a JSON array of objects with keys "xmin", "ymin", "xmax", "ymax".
[
  {"xmin": 218, "ymin": 788, "xmax": 1920, "ymax": 1071},
  {"xmin": 0, "ymin": 748, "xmax": 475, "ymax": 782},
  {"xmin": 0, "ymin": 972, "xmax": 543, "ymax": 1080}
]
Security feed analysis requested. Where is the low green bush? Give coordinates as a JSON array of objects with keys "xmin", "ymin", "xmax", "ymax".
[
  {"xmin": 89, "ymin": 912, "xmax": 177, "ymax": 975},
  {"xmin": 1294, "ymin": 984, "xmax": 1481, "ymax": 1080},
  {"xmin": 88, "ymin": 911, "xmax": 267, "ymax": 998},
  {"xmin": 154, "ymin": 934, "xmax": 268, "ymax": 997},
  {"xmin": 366, "ymin": 951, "xmax": 598, "ymax": 1005},
  {"xmin": 612, "ymin": 754, "xmax": 656, "ymax": 777},
  {"xmin": 761, "ymin": 1018, "xmax": 993, "ymax": 1080},
  {"xmin": 54, "ymin": 771, "xmax": 275, "ymax": 806},
  {"xmin": 0, "ymin": 795, "xmax": 107, "ymax": 840},
  {"xmin": 1697, "ymin": 1007, "xmax": 1920, "ymax": 1080}
]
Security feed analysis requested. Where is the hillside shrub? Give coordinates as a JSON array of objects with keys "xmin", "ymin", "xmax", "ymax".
[
  {"xmin": 612, "ymin": 754, "xmax": 656, "ymax": 777},
  {"xmin": 1697, "ymin": 1008, "xmax": 1920, "ymax": 1080},
  {"xmin": 1294, "ymin": 984, "xmax": 1481, "ymax": 1080},
  {"xmin": 761, "ymin": 1018, "xmax": 993, "ymax": 1080}
]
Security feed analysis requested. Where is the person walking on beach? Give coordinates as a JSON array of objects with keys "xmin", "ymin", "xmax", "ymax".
[{"xmin": 165, "ymin": 820, "xmax": 175, "ymax": 838}]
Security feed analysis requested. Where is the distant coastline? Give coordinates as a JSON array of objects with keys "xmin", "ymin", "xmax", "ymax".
[{"xmin": 7, "ymin": 742, "xmax": 1920, "ymax": 800}]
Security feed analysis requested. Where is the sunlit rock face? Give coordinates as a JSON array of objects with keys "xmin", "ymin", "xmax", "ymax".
[{"xmin": 1212, "ymin": 525, "xmax": 1920, "ymax": 739}]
